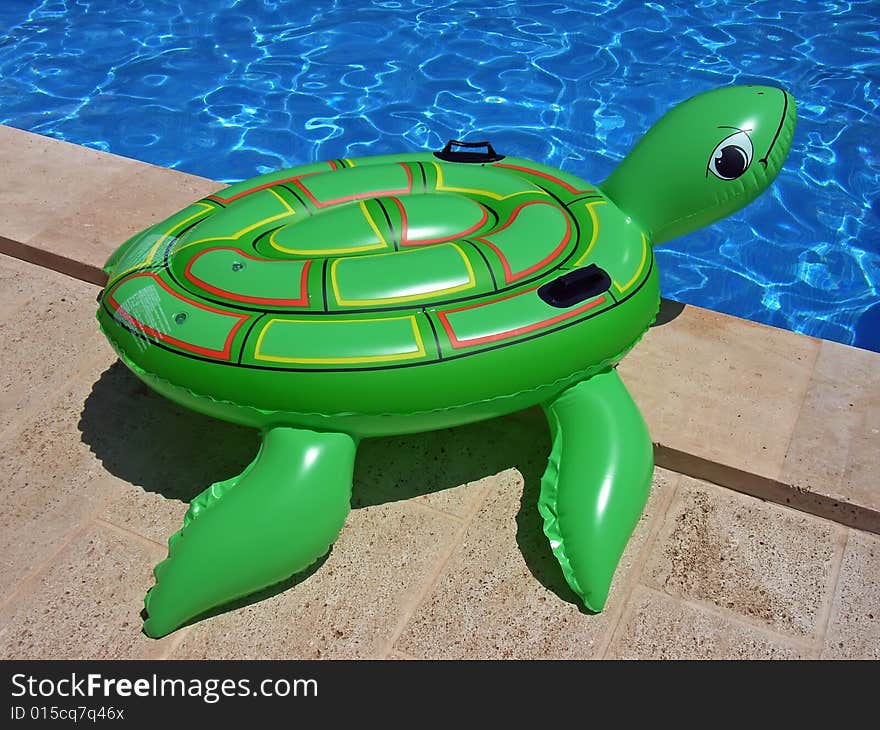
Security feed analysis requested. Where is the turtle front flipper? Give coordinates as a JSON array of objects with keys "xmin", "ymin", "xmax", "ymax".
[
  {"xmin": 143, "ymin": 427, "xmax": 356, "ymax": 638},
  {"xmin": 539, "ymin": 369, "xmax": 653, "ymax": 611}
]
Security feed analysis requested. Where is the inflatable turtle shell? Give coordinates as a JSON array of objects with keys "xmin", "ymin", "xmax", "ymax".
[{"xmin": 99, "ymin": 146, "xmax": 658, "ymax": 433}]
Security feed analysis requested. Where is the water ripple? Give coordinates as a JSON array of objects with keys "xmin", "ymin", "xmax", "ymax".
[{"xmin": 0, "ymin": 0, "xmax": 878, "ymax": 350}]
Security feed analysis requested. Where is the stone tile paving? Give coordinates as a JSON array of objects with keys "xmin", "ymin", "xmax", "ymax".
[{"xmin": 0, "ymin": 255, "xmax": 877, "ymax": 659}]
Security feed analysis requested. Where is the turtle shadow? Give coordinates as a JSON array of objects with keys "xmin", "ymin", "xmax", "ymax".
[
  {"xmin": 652, "ymin": 297, "xmax": 686, "ymax": 327},
  {"xmin": 77, "ymin": 361, "xmax": 259, "ymax": 503},
  {"xmin": 79, "ymin": 361, "xmax": 585, "ymax": 621}
]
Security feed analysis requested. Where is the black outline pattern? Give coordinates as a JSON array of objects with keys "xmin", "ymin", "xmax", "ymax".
[
  {"xmin": 277, "ymin": 184, "xmax": 312, "ymax": 214},
  {"xmin": 759, "ymin": 87, "xmax": 790, "ymax": 168},
  {"xmin": 103, "ymin": 165, "xmax": 655, "ymax": 374},
  {"xmin": 424, "ymin": 309, "xmax": 444, "ymax": 360},
  {"xmin": 102, "ymin": 253, "xmax": 654, "ymax": 373},
  {"xmin": 375, "ymin": 198, "xmax": 398, "ymax": 251}
]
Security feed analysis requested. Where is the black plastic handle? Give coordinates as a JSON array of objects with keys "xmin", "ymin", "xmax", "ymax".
[
  {"xmin": 538, "ymin": 265, "xmax": 612, "ymax": 308},
  {"xmin": 434, "ymin": 139, "xmax": 505, "ymax": 164}
]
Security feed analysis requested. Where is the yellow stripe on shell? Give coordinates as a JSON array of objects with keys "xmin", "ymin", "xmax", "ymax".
[
  {"xmin": 117, "ymin": 202, "xmax": 215, "ymax": 276},
  {"xmin": 358, "ymin": 199, "xmax": 391, "ymax": 250},
  {"xmin": 572, "ymin": 200, "xmax": 648, "ymax": 292},
  {"xmin": 330, "ymin": 243, "xmax": 477, "ymax": 306},
  {"xmin": 572, "ymin": 200, "xmax": 606, "ymax": 267},
  {"xmin": 171, "ymin": 188, "xmax": 296, "ymax": 256},
  {"xmin": 253, "ymin": 315, "xmax": 426, "ymax": 365},
  {"xmin": 615, "ymin": 232, "xmax": 648, "ymax": 293},
  {"xmin": 267, "ymin": 200, "xmax": 388, "ymax": 256}
]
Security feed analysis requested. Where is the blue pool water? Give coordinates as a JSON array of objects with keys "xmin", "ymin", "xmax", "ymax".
[{"xmin": 1, "ymin": 0, "xmax": 878, "ymax": 350}]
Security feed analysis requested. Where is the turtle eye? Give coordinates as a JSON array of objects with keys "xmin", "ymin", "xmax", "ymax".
[{"xmin": 708, "ymin": 130, "xmax": 753, "ymax": 180}]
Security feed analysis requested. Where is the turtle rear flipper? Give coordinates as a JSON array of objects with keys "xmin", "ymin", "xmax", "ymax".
[
  {"xmin": 143, "ymin": 427, "xmax": 356, "ymax": 638},
  {"xmin": 539, "ymin": 369, "xmax": 653, "ymax": 611}
]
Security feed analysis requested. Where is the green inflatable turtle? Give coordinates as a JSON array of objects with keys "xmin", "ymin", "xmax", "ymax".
[{"xmin": 97, "ymin": 85, "xmax": 796, "ymax": 638}]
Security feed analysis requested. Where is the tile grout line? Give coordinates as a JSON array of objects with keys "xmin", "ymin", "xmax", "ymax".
[
  {"xmin": 600, "ymin": 598, "xmax": 640, "ymax": 660},
  {"xmin": 625, "ymin": 475, "xmax": 853, "ymax": 655},
  {"xmin": 384, "ymin": 649, "xmax": 420, "ymax": 661},
  {"xmin": 93, "ymin": 516, "xmax": 168, "ymax": 552},
  {"xmin": 810, "ymin": 526, "xmax": 849, "ymax": 658},
  {"xmin": 597, "ymin": 472, "xmax": 682, "ymax": 659},
  {"xmin": 404, "ymin": 499, "xmax": 467, "ymax": 524},
  {"xmin": 639, "ymin": 584, "xmax": 818, "ymax": 653},
  {"xmin": 91, "ymin": 518, "xmax": 194, "ymax": 659},
  {"xmin": 376, "ymin": 519, "xmax": 471, "ymax": 659},
  {"xmin": 376, "ymin": 479, "xmax": 496, "ymax": 658},
  {"xmin": 693, "ymin": 470, "xmax": 869, "ymax": 531},
  {"xmin": 0, "ymin": 518, "xmax": 95, "ymax": 613}
]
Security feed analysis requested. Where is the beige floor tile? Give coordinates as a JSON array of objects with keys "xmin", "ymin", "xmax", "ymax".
[
  {"xmin": 0, "ymin": 261, "xmax": 118, "ymax": 595},
  {"xmin": 0, "ymin": 254, "xmax": 47, "ymax": 315},
  {"xmin": 101, "ymin": 487, "xmax": 190, "ymax": 548},
  {"xmin": 0, "ymin": 353, "xmax": 118, "ymax": 596},
  {"xmin": 822, "ymin": 530, "xmax": 880, "ymax": 659},
  {"xmin": 0, "ymin": 523, "xmax": 170, "ymax": 659},
  {"xmin": 0, "ymin": 126, "xmax": 135, "ymax": 244},
  {"xmin": 607, "ymin": 587, "xmax": 808, "ymax": 659},
  {"xmin": 643, "ymin": 477, "xmax": 838, "ymax": 638},
  {"xmin": 780, "ymin": 340, "xmax": 880, "ymax": 513},
  {"xmin": 167, "ymin": 501, "xmax": 460, "ymax": 659},
  {"xmin": 394, "ymin": 467, "xmax": 679, "ymax": 659},
  {"xmin": 32, "ymin": 163, "xmax": 222, "ymax": 274},
  {"xmin": 620, "ymin": 305, "xmax": 819, "ymax": 479},
  {"xmin": 0, "ymin": 259, "xmax": 101, "ymax": 431}
]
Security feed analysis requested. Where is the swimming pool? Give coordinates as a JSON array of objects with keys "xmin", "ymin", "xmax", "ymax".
[{"xmin": 1, "ymin": 0, "xmax": 878, "ymax": 351}]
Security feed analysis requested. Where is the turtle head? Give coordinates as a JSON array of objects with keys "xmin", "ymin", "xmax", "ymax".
[{"xmin": 600, "ymin": 85, "xmax": 797, "ymax": 245}]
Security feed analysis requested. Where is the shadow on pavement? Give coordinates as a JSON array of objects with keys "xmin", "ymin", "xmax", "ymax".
[
  {"xmin": 79, "ymin": 361, "xmax": 584, "ymax": 618},
  {"xmin": 652, "ymin": 297, "xmax": 686, "ymax": 327}
]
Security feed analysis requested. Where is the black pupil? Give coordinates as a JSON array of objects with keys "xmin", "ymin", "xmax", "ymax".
[{"xmin": 715, "ymin": 145, "xmax": 748, "ymax": 178}]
